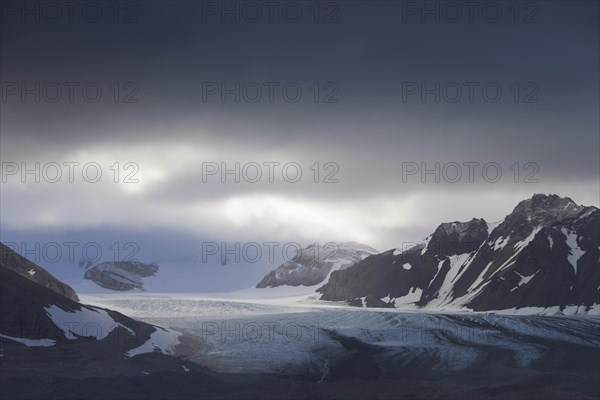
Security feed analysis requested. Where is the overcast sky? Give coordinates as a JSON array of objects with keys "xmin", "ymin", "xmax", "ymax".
[{"xmin": 1, "ymin": 1, "xmax": 598, "ymax": 287}]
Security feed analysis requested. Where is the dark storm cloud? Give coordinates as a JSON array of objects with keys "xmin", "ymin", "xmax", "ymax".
[
  {"xmin": 2, "ymin": 1, "xmax": 598, "ymax": 169},
  {"xmin": 1, "ymin": 0, "xmax": 598, "ymax": 253}
]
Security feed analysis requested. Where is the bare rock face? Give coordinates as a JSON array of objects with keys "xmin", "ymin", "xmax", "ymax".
[
  {"xmin": 318, "ymin": 194, "xmax": 600, "ymax": 313},
  {"xmin": 467, "ymin": 199, "xmax": 599, "ymax": 311},
  {"xmin": 256, "ymin": 242, "xmax": 378, "ymax": 288},
  {"xmin": 317, "ymin": 218, "xmax": 488, "ymax": 306},
  {"xmin": 84, "ymin": 261, "xmax": 159, "ymax": 291},
  {"xmin": 0, "ymin": 242, "xmax": 79, "ymax": 301}
]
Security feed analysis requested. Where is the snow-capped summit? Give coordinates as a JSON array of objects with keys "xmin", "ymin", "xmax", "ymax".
[{"xmin": 256, "ymin": 241, "xmax": 378, "ymax": 288}]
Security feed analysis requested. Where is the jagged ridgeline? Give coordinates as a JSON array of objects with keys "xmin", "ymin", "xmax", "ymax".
[{"xmin": 317, "ymin": 194, "xmax": 599, "ymax": 313}]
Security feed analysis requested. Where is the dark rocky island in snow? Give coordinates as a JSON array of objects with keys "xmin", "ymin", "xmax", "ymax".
[{"xmin": 84, "ymin": 261, "xmax": 159, "ymax": 291}]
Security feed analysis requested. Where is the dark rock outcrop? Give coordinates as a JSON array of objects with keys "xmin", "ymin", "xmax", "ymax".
[
  {"xmin": 0, "ymin": 242, "xmax": 79, "ymax": 301},
  {"xmin": 84, "ymin": 261, "xmax": 159, "ymax": 291},
  {"xmin": 318, "ymin": 218, "xmax": 488, "ymax": 306}
]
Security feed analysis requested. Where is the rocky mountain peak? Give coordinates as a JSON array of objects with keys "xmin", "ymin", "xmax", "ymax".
[
  {"xmin": 433, "ymin": 218, "xmax": 488, "ymax": 239},
  {"xmin": 336, "ymin": 241, "xmax": 379, "ymax": 253},
  {"xmin": 256, "ymin": 241, "xmax": 377, "ymax": 288},
  {"xmin": 485, "ymin": 194, "xmax": 589, "ymax": 244},
  {"xmin": 426, "ymin": 218, "xmax": 488, "ymax": 257},
  {"xmin": 511, "ymin": 194, "xmax": 584, "ymax": 223}
]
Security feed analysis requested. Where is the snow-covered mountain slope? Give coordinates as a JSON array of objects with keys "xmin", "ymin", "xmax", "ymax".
[
  {"xmin": 84, "ymin": 261, "xmax": 159, "ymax": 291},
  {"xmin": 318, "ymin": 194, "xmax": 600, "ymax": 313},
  {"xmin": 0, "ymin": 245, "xmax": 186, "ymax": 357},
  {"xmin": 256, "ymin": 241, "xmax": 378, "ymax": 288}
]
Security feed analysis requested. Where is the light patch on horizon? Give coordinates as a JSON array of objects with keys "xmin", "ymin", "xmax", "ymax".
[{"xmin": 214, "ymin": 193, "xmax": 423, "ymax": 245}]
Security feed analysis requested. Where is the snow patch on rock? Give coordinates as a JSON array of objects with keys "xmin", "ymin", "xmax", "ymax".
[
  {"xmin": 126, "ymin": 327, "xmax": 181, "ymax": 357},
  {"xmin": 0, "ymin": 333, "xmax": 55, "ymax": 347},
  {"xmin": 561, "ymin": 228, "xmax": 584, "ymax": 274},
  {"xmin": 45, "ymin": 305, "xmax": 134, "ymax": 340}
]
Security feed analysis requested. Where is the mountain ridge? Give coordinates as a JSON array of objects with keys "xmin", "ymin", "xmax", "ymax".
[
  {"xmin": 0, "ymin": 242, "xmax": 79, "ymax": 302},
  {"xmin": 256, "ymin": 241, "xmax": 378, "ymax": 288},
  {"xmin": 317, "ymin": 194, "xmax": 600, "ymax": 313}
]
